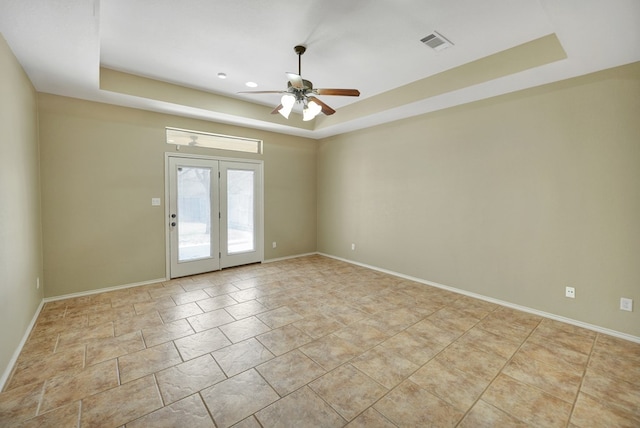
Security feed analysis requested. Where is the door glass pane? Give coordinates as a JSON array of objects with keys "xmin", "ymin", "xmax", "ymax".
[
  {"xmin": 178, "ymin": 167, "xmax": 211, "ymax": 261},
  {"xmin": 227, "ymin": 169, "xmax": 255, "ymax": 254}
]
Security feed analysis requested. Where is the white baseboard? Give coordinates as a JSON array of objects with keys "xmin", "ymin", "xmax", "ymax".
[
  {"xmin": 263, "ymin": 252, "xmax": 318, "ymax": 264},
  {"xmin": 0, "ymin": 299, "xmax": 44, "ymax": 392},
  {"xmin": 319, "ymin": 253, "xmax": 640, "ymax": 344},
  {"xmin": 2, "ymin": 278, "xmax": 167, "ymax": 391},
  {"xmin": 43, "ymin": 278, "xmax": 167, "ymax": 303}
]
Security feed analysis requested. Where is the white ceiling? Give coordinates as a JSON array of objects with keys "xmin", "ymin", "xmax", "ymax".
[{"xmin": 1, "ymin": 0, "xmax": 639, "ymax": 139}]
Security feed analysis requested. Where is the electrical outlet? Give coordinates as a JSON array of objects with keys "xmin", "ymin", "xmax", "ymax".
[
  {"xmin": 565, "ymin": 286, "xmax": 575, "ymax": 299},
  {"xmin": 272, "ymin": 241, "xmax": 277, "ymax": 249},
  {"xmin": 620, "ymin": 297, "xmax": 633, "ymax": 312},
  {"xmin": 351, "ymin": 243, "xmax": 356, "ymax": 251}
]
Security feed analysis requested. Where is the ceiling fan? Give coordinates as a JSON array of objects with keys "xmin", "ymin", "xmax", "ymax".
[{"xmin": 239, "ymin": 45, "xmax": 360, "ymax": 121}]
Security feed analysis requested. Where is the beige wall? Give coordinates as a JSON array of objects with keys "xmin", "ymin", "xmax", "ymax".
[
  {"xmin": 38, "ymin": 94, "xmax": 317, "ymax": 297},
  {"xmin": 318, "ymin": 62, "xmax": 640, "ymax": 337},
  {"xmin": 0, "ymin": 35, "xmax": 43, "ymax": 383}
]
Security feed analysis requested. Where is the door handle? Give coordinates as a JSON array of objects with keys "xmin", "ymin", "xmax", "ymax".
[
  {"xmin": 170, "ymin": 222, "xmax": 176, "ymax": 227},
  {"xmin": 171, "ymin": 213, "xmax": 177, "ymax": 218}
]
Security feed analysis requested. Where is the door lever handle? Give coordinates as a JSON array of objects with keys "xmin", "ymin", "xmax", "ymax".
[
  {"xmin": 171, "ymin": 213, "xmax": 177, "ymax": 218},
  {"xmin": 170, "ymin": 222, "xmax": 176, "ymax": 227}
]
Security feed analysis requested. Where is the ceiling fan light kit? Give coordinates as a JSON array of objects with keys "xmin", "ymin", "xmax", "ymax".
[{"xmin": 240, "ymin": 45, "xmax": 360, "ymax": 120}]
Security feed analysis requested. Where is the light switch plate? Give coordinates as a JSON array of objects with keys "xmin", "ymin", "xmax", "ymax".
[
  {"xmin": 151, "ymin": 198, "xmax": 161, "ymax": 206},
  {"xmin": 620, "ymin": 297, "xmax": 633, "ymax": 312}
]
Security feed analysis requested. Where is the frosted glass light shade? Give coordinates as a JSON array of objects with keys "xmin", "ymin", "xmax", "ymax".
[
  {"xmin": 303, "ymin": 100, "xmax": 322, "ymax": 121},
  {"xmin": 279, "ymin": 94, "xmax": 295, "ymax": 119}
]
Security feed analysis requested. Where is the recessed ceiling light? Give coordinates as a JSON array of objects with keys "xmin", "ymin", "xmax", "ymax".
[
  {"xmin": 217, "ymin": 73, "xmax": 227, "ymax": 79},
  {"xmin": 245, "ymin": 81, "xmax": 258, "ymax": 88}
]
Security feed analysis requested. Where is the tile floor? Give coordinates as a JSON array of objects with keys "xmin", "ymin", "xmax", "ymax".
[{"xmin": 1, "ymin": 255, "xmax": 639, "ymax": 427}]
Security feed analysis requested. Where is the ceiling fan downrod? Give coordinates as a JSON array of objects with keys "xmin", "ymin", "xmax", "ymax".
[{"xmin": 294, "ymin": 45, "xmax": 306, "ymax": 75}]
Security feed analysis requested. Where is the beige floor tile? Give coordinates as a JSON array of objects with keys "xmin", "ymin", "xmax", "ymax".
[
  {"xmin": 81, "ymin": 375, "xmax": 163, "ymax": 427},
  {"xmin": 187, "ymin": 308, "xmax": 236, "ymax": 332},
  {"xmin": 455, "ymin": 326, "xmax": 522, "ymax": 359},
  {"xmin": 351, "ymin": 346, "xmax": 418, "ymax": 389},
  {"xmin": 580, "ymin": 368, "xmax": 640, "ymax": 415},
  {"xmin": 174, "ymin": 327, "xmax": 231, "ymax": 361},
  {"xmin": 410, "ymin": 358, "xmax": 490, "ymax": 411},
  {"xmin": 220, "ymin": 316, "xmax": 271, "ymax": 343},
  {"xmin": 180, "ymin": 279, "xmax": 218, "ymax": 292},
  {"xmin": 345, "ymin": 407, "xmax": 396, "ymax": 428},
  {"xmin": 109, "ymin": 292, "xmax": 152, "ymax": 308},
  {"xmin": 482, "ymin": 374, "xmax": 572, "ymax": 427},
  {"xmin": 118, "ymin": 341, "xmax": 183, "ymax": 384},
  {"xmin": 502, "ymin": 352, "xmax": 582, "ymax": 402},
  {"xmin": 594, "ymin": 334, "xmax": 640, "ymax": 362},
  {"xmin": 323, "ymin": 304, "xmax": 369, "ymax": 325},
  {"xmin": 428, "ymin": 306, "xmax": 481, "ymax": 332},
  {"xmin": 255, "ymin": 386, "xmax": 346, "ymax": 428},
  {"xmin": 374, "ymin": 380, "xmax": 465, "ymax": 427},
  {"xmin": 86, "ymin": 330, "xmax": 145, "ymax": 366},
  {"xmin": 361, "ymin": 307, "xmax": 424, "ymax": 335},
  {"xmin": 257, "ymin": 349, "xmax": 326, "ymax": 396},
  {"xmin": 435, "ymin": 342, "xmax": 507, "ymax": 382},
  {"xmin": 491, "ymin": 307, "xmax": 543, "ymax": 329},
  {"xmin": 203, "ymin": 283, "xmax": 241, "ymax": 297},
  {"xmin": 8, "ymin": 347, "xmax": 84, "ymax": 389},
  {"xmin": 476, "ymin": 315, "xmax": 536, "ymax": 342},
  {"xmin": 133, "ymin": 296, "xmax": 176, "ymax": 315},
  {"xmin": 332, "ymin": 321, "xmax": 389, "ymax": 352},
  {"xmin": 40, "ymin": 359, "xmax": 118, "ymax": 413},
  {"xmin": 19, "ymin": 401, "xmax": 81, "ymax": 428},
  {"xmin": 114, "ymin": 311, "xmax": 164, "ymax": 336},
  {"xmin": 127, "ymin": 394, "xmax": 214, "ymax": 428},
  {"xmin": 256, "ymin": 306, "xmax": 304, "ymax": 329},
  {"xmin": 406, "ymin": 318, "xmax": 463, "ymax": 346},
  {"xmin": 231, "ymin": 415, "xmax": 262, "ymax": 428},
  {"xmin": 518, "ymin": 339, "xmax": 589, "ymax": 373},
  {"xmin": 196, "ymin": 295, "xmax": 239, "ymax": 312},
  {"xmin": 171, "ymin": 289, "xmax": 210, "ymax": 305},
  {"xmin": 379, "ymin": 330, "xmax": 443, "ymax": 366},
  {"xmin": 571, "ymin": 392, "xmax": 640, "ymax": 428},
  {"xmin": 0, "ymin": 381, "xmax": 43, "ymax": 426},
  {"xmin": 300, "ymin": 335, "xmax": 361, "ymax": 371},
  {"xmin": 148, "ymin": 284, "xmax": 185, "ymax": 299},
  {"xmin": 56, "ymin": 321, "xmax": 114, "ymax": 349},
  {"xmin": 293, "ymin": 314, "xmax": 345, "ymax": 339},
  {"xmin": 6, "ymin": 255, "xmax": 640, "ymax": 428},
  {"xmin": 229, "ymin": 288, "xmax": 267, "ymax": 303},
  {"xmin": 212, "ymin": 338, "xmax": 274, "ymax": 377},
  {"xmin": 142, "ymin": 318, "xmax": 195, "ymax": 347},
  {"xmin": 458, "ymin": 400, "xmax": 528, "ymax": 428},
  {"xmin": 309, "ymin": 364, "xmax": 387, "ymax": 421},
  {"xmin": 538, "ymin": 318, "xmax": 597, "ymax": 339},
  {"xmin": 156, "ymin": 354, "xmax": 226, "ymax": 404},
  {"xmin": 225, "ymin": 300, "xmax": 269, "ymax": 320},
  {"xmin": 158, "ymin": 302, "xmax": 203, "ymax": 323},
  {"xmin": 588, "ymin": 347, "xmax": 640, "ymax": 384},
  {"xmin": 200, "ymin": 369, "xmax": 279, "ymax": 428},
  {"xmin": 256, "ymin": 324, "xmax": 314, "ymax": 356},
  {"xmin": 529, "ymin": 324, "xmax": 595, "ymax": 356},
  {"xmin": 88, "ymin": 305, "xmax": 136, "ymax": 326},
  {"xmin": 13, "ymin": 334, "xmax": 58, "ymax": 366}
]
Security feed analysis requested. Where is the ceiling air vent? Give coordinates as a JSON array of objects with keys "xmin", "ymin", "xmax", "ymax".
[{"xmin": 420, "ymin": 31, "xmax": 453, "ymax": 51}]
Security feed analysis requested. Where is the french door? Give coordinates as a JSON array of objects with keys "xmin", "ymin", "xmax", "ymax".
[{"xmin": 167, "ymin": 155, "xmax": 263, "ymax": 278}]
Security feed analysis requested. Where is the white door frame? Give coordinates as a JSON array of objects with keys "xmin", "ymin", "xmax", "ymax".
[{"xmin": 164, "ymin": 153, "xmax": 264, "ymax": 279}]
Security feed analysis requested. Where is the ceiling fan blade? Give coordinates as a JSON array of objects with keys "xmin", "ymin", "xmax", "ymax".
[
  {"xmin": 238, "ymin": 90, "xmax": 285, "ymax": 94},
  {"xmin": 315, "ymin": 88, "xmax": 360, "ymax": 97},
  {"xmin": 286, "ymin": 72, "xmax": 304, "ymax": 89},
  {"xmin": 308, "ymin": 96, "xmax": 336, "ymax": 116},
  {"xmin": 271, "ymin": 104, "xmax": 283, "ymax": 115}
]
